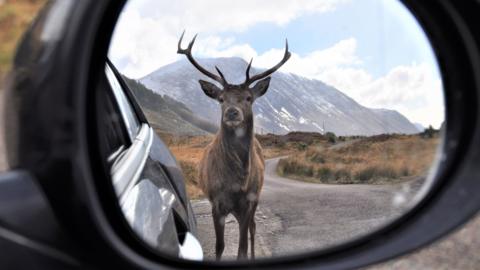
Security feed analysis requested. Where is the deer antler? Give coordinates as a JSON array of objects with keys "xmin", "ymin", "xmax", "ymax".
[
  {"xmin": 244, "ymin": 39, "xmax": 291, "ymax": 86},
  {"xmin": 177, "ymin": 31, "xmax": 227, "ymax": 86}
]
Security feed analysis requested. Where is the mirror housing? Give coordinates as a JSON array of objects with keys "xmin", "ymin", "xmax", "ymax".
[{"xmin": 2, "ymin": 0, "xmax": 480, "ymax": 269}]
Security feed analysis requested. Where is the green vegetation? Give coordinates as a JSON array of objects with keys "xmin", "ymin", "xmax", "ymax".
[
  {"xmin": 295, "ymin": 142, "xmax": 308, "ymax": 151},
  {"xmin": 325, "ymin": 132, "xmax": 337, "ymax": 143},
  {"xmin": 420, "ymin": 125, "xmax": 439, "ymax": 139}
]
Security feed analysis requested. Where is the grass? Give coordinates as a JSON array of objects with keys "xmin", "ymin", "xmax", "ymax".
[
  {"xmin": 163, "ymin": 131, "xmax": 441, "ymax": 198},
  {"xmin": 178, "ymin": 160, "xmax": 204, "ymax": 200},
  {"xmin": 277, "ymin": 133, "xmax": 440, "ymax": 184},
  {"xmin": 162, "ymin": 132, "xmax": 331, "ymax": 199},
  {"xmin": 161, "ymin": 133, "xmax": 213, "ymax": 199}
]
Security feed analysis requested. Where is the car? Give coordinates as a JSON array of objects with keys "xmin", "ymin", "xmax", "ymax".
[
  {"xmin": 100, "ymin": 59, "xmax": 203, "ymax": 260},
  {"xmin": 1, "ymin": 0, "xmax": 480, "ymax": 269}
]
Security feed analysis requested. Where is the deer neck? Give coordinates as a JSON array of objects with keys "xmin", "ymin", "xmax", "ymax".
[{"xmin": 218, "ymin": 118, "xmax": 254, "ymax": 170}]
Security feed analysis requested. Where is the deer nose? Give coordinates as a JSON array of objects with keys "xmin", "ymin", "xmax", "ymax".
[{"xmin": 225, "ymin": 107, "xmax": 240, "ymax": 120}]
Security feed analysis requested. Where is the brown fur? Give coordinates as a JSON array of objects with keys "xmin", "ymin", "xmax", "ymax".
[
  {"xmin": 198, "ymin": 117, "xmax": 264, "ymax": 260},
  {"xmin": 177, "ymin": 32, "xmax": 290, "ymax": 260}
]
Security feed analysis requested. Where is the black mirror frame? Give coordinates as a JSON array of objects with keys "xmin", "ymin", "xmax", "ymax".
[{"xmin": 4, "ymin": 0, "xmax": 480, "ymax": 269}]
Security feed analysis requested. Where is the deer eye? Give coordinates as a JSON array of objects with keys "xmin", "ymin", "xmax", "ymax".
[
  {"xmin": 218, "ymin": 97, "xmax": 224, "ymax": 103},
  {"xmin": 246, "ymin": 96, "xmax": 252, "ymax": 102}
]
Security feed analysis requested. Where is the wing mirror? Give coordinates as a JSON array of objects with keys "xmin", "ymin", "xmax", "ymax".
[{"xmin": 2, "ymin": 0, "xmax": 480, "ymax": 269}]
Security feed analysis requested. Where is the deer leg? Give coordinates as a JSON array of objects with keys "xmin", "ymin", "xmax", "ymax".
[
  {"xmin": 249, "ymin": 217, "xmax": 256, "ymax": 259},
  {"xmin": 212, "ymin": 209, "xmax": 225, "ymax": 261},
  {"xmin": 237, "ymin": 212, "xmax": 250, "ymax": 260},
  {"xmin": 249, "ymin": 203, "xmax": 258, "ymax": 259}
]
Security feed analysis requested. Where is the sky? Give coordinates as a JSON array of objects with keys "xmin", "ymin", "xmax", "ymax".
[{"xmin": 109, "ymin": 0, "xmax": 445, "ymax": 129}]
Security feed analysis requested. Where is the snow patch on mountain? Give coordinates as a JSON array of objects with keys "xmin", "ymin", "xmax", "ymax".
[{"xmin": 140, "ymin": 57, "xmax": 419, "ymax": 136}]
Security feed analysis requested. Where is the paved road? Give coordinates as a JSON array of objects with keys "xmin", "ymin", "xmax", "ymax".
[
  {"xmin": 369, "ymin": 213, "xmax": 480, "ymax": 270},
  {"xmin": 192, "ymin": 157, "xmax": 423, "ymax": 260}
]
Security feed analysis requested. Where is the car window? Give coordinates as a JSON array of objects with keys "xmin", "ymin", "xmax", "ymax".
[{"xmin": 105, "ymin": 63, "xmax": 140, "ymax": 141}]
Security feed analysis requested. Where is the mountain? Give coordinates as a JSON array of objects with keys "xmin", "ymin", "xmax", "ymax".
[
  {"xmin": 140, "ymin": 57, "xmax": 419, "ymax": 136},
  {"xmin": 122, "ymin": 76, "xmax": 218, "ymax": 136}
]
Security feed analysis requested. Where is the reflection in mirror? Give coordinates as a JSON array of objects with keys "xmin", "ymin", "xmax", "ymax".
[{"xmin": 101, "ymin": 0, "xmax": 445, "ymax": 262}]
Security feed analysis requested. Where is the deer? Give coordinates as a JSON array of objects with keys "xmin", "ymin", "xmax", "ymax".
[{"xmin": 177, "ymin": 31, "xmax": 291, "ymax": 260}]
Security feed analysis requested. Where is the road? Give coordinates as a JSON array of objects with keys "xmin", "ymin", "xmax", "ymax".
[
  {"xmin": 1, "ymin": 84, "xmax": 478, "ymax": 267},
  {"xmin": 192, "ymin": 157, "xmax": 423, "ymax": 260}
]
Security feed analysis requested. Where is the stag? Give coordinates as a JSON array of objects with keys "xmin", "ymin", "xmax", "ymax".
[{"xmin": 177, "ymin": 31, "xmax": 290, "ymax": 260}]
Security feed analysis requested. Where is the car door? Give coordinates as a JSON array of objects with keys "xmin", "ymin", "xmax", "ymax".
[{"xmin": 99, "ymin": 62, "xmax": 202, "ymax": 260}]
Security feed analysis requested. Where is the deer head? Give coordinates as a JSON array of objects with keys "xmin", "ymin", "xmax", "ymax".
[{"xmin": 177, "ymin": 31, "xmax": 291, "ymax": 130}]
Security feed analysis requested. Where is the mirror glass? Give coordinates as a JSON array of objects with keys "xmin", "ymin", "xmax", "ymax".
[{"xmin": 100, "ymin": 0, "xmax": 445, "ymax": 261}]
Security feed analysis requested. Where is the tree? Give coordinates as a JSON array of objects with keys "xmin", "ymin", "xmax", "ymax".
[{"xmin": 423, "ymin": 125, "xmax": 436, "ymax": 139}]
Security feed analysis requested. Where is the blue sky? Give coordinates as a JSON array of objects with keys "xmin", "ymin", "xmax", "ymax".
[
  {"xmin": 221, "ymin": 0, "xmax": 438, "ymax": 78},
  {"xmin": 109, "ymin": 0, "xmax": 444, "ymax": 128}
]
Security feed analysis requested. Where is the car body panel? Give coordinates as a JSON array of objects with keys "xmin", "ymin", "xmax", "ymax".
[{"xmin": 104, "ymin": 60, "xmax": 202, "ymax": 259}]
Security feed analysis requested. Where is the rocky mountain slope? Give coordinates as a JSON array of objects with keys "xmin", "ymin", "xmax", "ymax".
[
  {"xmin": 140, "ymin": 57, "xmax": 419, "ymax": 136},
  {"xmin": 123, "ymin": 76, "xmax": 217, "ymax": 136}
]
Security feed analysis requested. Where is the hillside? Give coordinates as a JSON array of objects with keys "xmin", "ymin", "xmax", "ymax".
[
  {"xmin": 122, "ymin": 76, "xmax": 217, "ymax": 136},
  {"xmin": 277, "ymin": 133, "xmax": 440, "ymax": 184},
  {"xmin": 141, "ymin": 57, "xmax": 420, "ymax": 136}
]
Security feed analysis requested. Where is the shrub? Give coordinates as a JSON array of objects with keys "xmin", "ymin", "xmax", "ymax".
[
  {"xmin": 401, "ymin": 166, "xmax": 411, "ymax": 177},
  {"xmin": 303, "ymin": 165, "xmax": 314, "ymax": 177},
  {"xmin": 277, "ymin": 158, "xmax": 300, "ymax": 176},
  {"xmin": 378, "ymin": 167, "xmax": 398, "ymax": 179},
  {"xmin": 276, "ymin": 132, "xmax": 438, "ymax": 185},
  {"xmin": 334, "ymin": 169, "xmax": 351, "ymax": 181},
  {"xmin": 306, "ymin": 150, "xmax": 326, "ymax": 163},
  {"xmin": 354, "ymin": 166, "xmax": 400, "ymax": 182},
  {"xmin": 296, "ymin": 142, "xmax": 308, "ymax": 151},
  {"xmin": 316, "ymin": 167, "xmax": 332, "ymax": 181},
  {"xmin": 355, "ymin": 167, "xmax": 376, "ymax": 182},
  {"xmin": 277, "ymin": 158, "xmax": 289, "ymax": 175},
  {"xmin": 277, "ymin": 140, "xmax": 287, "ymax": 148},
  {"xmin": 421, "ymin": 125, "xmax": 437, "ymax": 139},
  {"xmin": 326, "ymin": 132, "xmax": 337, "ymax": 143},
  {"xmin": 278, "ymin": 158, "xmax": 313, "ymax": 177}
]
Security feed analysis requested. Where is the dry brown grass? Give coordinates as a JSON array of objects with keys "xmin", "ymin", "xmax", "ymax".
[
  {"xmin": 277, "ymin": 134, "xmax": 440, "ymax": 184},
  {"xmin": 0, "ymin": 0, "xmax": 47, "ymax": 82},
  {"xmin": 178, "ymin": 160, "xmax": 204, "ymax": 200},
  {"xmin": 159, "ymin": 132, "xmax": 213, "ymax": 199},
  {"xmin": 161, "ymin": 132, "xmax": 328, "ymax": 199},
  {"xmin": 257, "ymin": 132, "xmax": 330, "ymax": 159},
  {"xmin": 162, "ymin": 131, "xmax": 435, "ymax": 198}
]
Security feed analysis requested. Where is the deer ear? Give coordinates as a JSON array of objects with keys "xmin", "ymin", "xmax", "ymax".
[
  {"xmin": 199, "ymin": 80, "xmax": 221, "ymax": 99},
  {"xmin": 251, "ymin": 77, "xmax": 271, "ymax": 99}
]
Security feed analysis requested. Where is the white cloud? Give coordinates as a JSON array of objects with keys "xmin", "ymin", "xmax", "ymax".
[
  {"xmin": 352, "ymin": 63, "xmax": 445, "ymax": 128},
  {"xmin": 195, "ymin": 37, "xmax": 361, "ymax": 78},
  {"xmin": 128, "ymin": 0, "xmax": 350, "ymax": 33},
  {"xmin": 109, "ymin": 0, "xmax": 349, "ymax": 78},
  {"xmin": 108, "ymin": 0, "xmax": 444, "ymax": 128},
  {"xmin": 191, "ymin": 37, "xmax": 444, "ymax": 128},
  {"xmin": 109, "ymin": 9, "xmax": 179, "ymax": 78},
  {"xmin": 254, "ymin": 38, "xmax": 361, "ymax": 75},
  {"xmin": 260, "ymin": 39, "xmax": 444, "ymax": 128}
]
